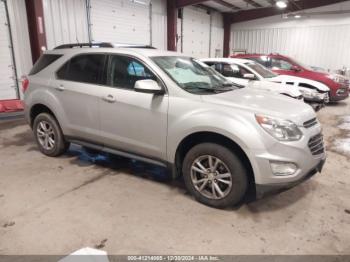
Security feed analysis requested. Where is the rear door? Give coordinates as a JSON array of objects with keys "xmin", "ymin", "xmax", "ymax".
[
  {"xmin": 52, "ymin": 54, "xmax": 107, "ymax": 143},
  {"xmin": 99, "ymin": 54, "xmax": 168, "ymax": 160}
]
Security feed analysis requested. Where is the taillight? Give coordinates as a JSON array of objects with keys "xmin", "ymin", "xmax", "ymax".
[{"xmin": 22, "ymin": 77, "xmax": 29, "ymax": 93}]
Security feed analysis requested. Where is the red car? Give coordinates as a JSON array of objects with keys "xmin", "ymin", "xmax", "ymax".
[{"xmin": 231, "ymin": 53, "xmax": 349, "ymax": 102}]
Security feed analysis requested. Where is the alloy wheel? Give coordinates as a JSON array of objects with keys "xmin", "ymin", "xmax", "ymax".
[
  {"xmin": 36, "ymin": 121, "xmax": 55, "ymax": 150},
  {"xmin": 190, "ymin": 155, "xmax": 233, "ymax": 199}
]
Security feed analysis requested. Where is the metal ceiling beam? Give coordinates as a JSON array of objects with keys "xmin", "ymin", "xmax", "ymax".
[
  {"xmin": 225, "ymin": 0, "xmax": 349, "ymax": 24},
  {"xmin": 243, "ymin": 0, "xmax": 262, "ymax": 8},
  {"xmin": 213, "ymin": 0, "xmax": 241, "ymax": 10},
  {"xmin": 266, "ymin": 0, "xmax": 275, "ymax": 6},
  {"xmin": 175, "ymin": 0, "xmax": 208, "ymax": 8},
  {"xmin": 288, "ymin": 0, "xmax": 302, "ymax": 10}
]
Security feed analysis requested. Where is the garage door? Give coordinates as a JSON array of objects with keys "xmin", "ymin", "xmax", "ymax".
[
  {"xmin": 182, "ymin": 7, "xmax": 210, "ymax": 58},
  {"xmin": 0, "ymin": 1, "xmax": 17, "ymax": 100},
  {"xmin": 90, "ymin": 0, "xmax": 151, "ymax": 45}
]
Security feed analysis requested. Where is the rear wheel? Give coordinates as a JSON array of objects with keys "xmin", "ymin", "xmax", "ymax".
[
  {"xmin": 182, "ymin": 143, "xmax": 248, "ymax": 208},
  {"xmin": 33, "ymin": 113, "xmax": 70, "ymax": 157}
]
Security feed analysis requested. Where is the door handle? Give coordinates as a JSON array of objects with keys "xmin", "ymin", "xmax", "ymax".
[
  {"xmin": 102, "ymin": 94, "xmax": 116, "ymax": 103},
  {"xmin": 54, "ymin": 84, "xmax": 65, "ymax": 91}
]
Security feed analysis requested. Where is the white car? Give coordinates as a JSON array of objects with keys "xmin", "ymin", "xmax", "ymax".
[{"xmin": 201, "ymin": 58, "xmax": 330, "ymax": 111}]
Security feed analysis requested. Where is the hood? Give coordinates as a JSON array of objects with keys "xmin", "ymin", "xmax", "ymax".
[
  {"xmin": 269, "ymin": 75, "xmax": 330, "ymax": 92},
  {"xmin": 247, "ymin": 80, "xmax": 302, "ymax": 97},
  {"xmin": 201, "ymin": 88, "xmax": 315, "ymax": 126}
]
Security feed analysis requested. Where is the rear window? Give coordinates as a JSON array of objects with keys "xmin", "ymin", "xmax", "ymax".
[
  {"xmin": 29, "ymin": 54, "xmax": 62, "ymax": 75},
  {"xmin": 56, "ymin": 54, "xmax": 106, "ymax": 85}
]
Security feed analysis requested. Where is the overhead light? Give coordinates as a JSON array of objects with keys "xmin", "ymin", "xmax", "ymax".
[
  {"xmin": 276, "ymin": 0, "xmax": 287, "ymax": 9},
  {"xmin": 294, "ymin": 14, "xmax": 301, "ymax": 18}
]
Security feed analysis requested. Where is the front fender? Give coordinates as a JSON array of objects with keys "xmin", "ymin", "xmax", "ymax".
[{"xmin": 167, "ymin": 108, "xmax": 265, "ymax": 165}]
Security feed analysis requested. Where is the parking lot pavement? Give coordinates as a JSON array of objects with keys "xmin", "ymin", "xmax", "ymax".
[{"xmin": 0, "ymin": 101, "xmax": 350, "ymax": 255}]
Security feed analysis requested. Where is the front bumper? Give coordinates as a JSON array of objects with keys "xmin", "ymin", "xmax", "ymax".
[
  {"xmin": 248, "ymin": 121, "xmax": 326, "ymax": 199},
  {"xmin": 329, "ymin": 85, "xmax": 349, "ymax": 101},
  {"xmin": 255, "ymin": 158, "xmax": 325, "ymax": 199}
]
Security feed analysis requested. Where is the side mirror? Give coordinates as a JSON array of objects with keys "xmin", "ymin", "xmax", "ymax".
[
  {"xmin": 243, "ymin": 73, "xmax": 256, "ymax": 80},
  {"xmin": 292, "ymin": 65, "xmax": 301, "ymax": 72},
  {"xmin": 134, "ymin": 79, "xmax": 164, "ymax": 95}
]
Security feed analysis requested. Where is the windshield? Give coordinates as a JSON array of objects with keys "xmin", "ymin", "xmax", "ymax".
[
  {"xmin": 245, "ymin": 61, "xmax": 277, "ymax": 79},
  {"xmin": 151, "ymin": 56, "xmax": 239, "ymax": 94},
  {"xmin": 289, "ymin": 57, "xmax": 313, "ymax": 71}
]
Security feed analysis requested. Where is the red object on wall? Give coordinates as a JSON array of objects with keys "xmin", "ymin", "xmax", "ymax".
[{"xmin": 0, "ymin": 100, "xmax": 24, "ymax": 113}]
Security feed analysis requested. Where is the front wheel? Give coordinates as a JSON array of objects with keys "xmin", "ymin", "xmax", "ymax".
[
  {"xmin": 182, "ymin": 143, "xmax": 248, "ymax": 208},
  {"xmin": 33, "ymin": 113, "xmax": 70, "ymax": 157}
]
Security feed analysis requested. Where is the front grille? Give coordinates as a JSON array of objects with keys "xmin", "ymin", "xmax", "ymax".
[
  {"xmin": 308, "ymin": 133, "xmax": 324, "ymax": 155},
  {"xmin": 303, "ymin": 118, "xmax": 318, "ymax": 128},
  {"xmin": 324, "ymin": 92, "xmax": 330, "ymax": 103},
  {"xmin": 341, "ymin": 78, "xmax": 349, "ymax": 87}
]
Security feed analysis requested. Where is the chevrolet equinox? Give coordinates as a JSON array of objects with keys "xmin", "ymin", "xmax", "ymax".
[{"xmin": 23, "ymin": 43, "xmax": 326, "ymax": 208}]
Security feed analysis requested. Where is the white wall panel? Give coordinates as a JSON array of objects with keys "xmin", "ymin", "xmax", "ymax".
[
  {"xmin": 0, "ymin": 0, "xmax": 17, "ymax": 100},
  {"xmin": 231, "ymin": 2, "xmax": 350, "ymax": 71},
  {"xmin": 151, "ymin": 0, "xmax": 166, "ymax": 50},
  {"xmin": 7, "ymin": 0, "xmax": 32, "ymax": 99},
  {"xmin": 90, "ymin": 0, "xmax": 151, "ymax": 45},
  {"xmin": 210, "ymin": 11, "xmax": 223, "ymax": 57},
  {"xmin": 43, "ymin": 0, "xmax": 89, "ymax": 50},
  {"xmin": 182, "ymin": 7, "xmax": 210, "ymax": 58}
]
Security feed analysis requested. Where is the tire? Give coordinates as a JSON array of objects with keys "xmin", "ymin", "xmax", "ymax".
[
  {"xmin": 182, "ymin": 143, "xmax": 248, "ymax": 208},
  {"xmin": 33, "ymin": 113, "xmax": 70, "ymax": 157}
]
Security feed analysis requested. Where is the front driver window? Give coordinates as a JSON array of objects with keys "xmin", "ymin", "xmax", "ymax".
[
  {"xmin": 222, "ymin": 64, "xmax": 250, "ymax": 79},
  {"xmin": 109, "ymin": 56, "xmax": 156, "ymax": 89},
  {"xmin": 271, "ymin": 58, "xmax": 293, "ymax": 70}
]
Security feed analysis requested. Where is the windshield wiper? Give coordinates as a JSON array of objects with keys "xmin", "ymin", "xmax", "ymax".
[{"xmin": 182, "ymin": 82, "xmax": 235, "ymax": 93}]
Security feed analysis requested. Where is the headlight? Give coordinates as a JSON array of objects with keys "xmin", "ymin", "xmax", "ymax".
[
  {"xmin": 255, "ymin": 115, "xmax": 303, "ymax": 141},
  {"xmin": 299, "ymin": 88, "xmax": 324, "ymax": 100},
  {"xmin": 327, "ymin": 74, "xmax": 343, "ymax": 84}
]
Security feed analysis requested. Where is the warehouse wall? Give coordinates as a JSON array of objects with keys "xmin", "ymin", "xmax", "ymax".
[
  {"xmin": 43, "ymin": 0, "xmax": 166, "ymax": 49},
  {"xmin": 43, "ymin": 0, "xmax": 89, "ymax": 50},
  {"xmin": 180, "ymin": 6, "xmax": 223, "ymax": 58},
  {"xmin": 0, "ymin": 0, "xmax": 32, "ymax": 100},
  {"xmin": 42, "ymin": 0, "xmax": 223, "ymax": 57},
  {"xmin": 231, "ymin": 2, "xmax": 350, "ymax": 71},
  {"xmin": 151, "ymin": 0, "xmax": 167, "ymax": 50}
]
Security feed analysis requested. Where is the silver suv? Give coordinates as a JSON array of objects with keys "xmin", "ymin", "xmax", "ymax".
[{"xmin": 24, "ymin": 43, "xmax": 326, "ymax": 208}]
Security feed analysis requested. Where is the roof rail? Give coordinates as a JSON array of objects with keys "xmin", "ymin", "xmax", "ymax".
[
  {"xmin": 113, "ymin": 44, "xmax": 156, "ymax": 49},
  {"xmin": 54, "ymin": 42, "xmax": 114, "ymax": 49}
]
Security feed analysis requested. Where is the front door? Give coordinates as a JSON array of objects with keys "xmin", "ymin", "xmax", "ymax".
[{"xmin": 99, "ymin": 55, "xmax": 168, "ymax": 161}]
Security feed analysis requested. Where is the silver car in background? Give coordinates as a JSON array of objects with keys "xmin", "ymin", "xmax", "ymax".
[{"xmin": 23, "ymin": 43, "xmax": 326, "ymax": 208}]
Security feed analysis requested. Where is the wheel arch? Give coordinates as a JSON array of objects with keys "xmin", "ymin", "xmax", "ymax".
[
  {"xmin": 29, "ymin": 103, "xmax": 57, "ymax": 128},
  {"xmin": 173, "ymin": 131, "xmax": 256, "ymax": 197}
]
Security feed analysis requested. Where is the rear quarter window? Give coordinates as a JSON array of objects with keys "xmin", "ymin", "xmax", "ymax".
[{"xmin": 29, "ymin": 54, "xmax": 63, "ymax": 75}]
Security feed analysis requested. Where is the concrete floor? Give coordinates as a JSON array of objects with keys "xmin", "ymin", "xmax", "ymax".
[{"xmin": 0, "ymin": 101, "xmax": 350, "ymax": 256}]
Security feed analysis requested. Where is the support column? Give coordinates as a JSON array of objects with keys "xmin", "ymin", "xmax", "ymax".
[
  {"xmin": 25, "ymin": 0, "xmax": 47, "ymax": 63},
  {"xmin": 167, "ymin": 0, "xmax": 177, "ymax": 51},
  {"xmin": 223, "ymin": 14, "xmax": 231, "ymax": 58}
]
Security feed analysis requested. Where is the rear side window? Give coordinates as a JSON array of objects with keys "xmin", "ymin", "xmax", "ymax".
[
  {"xmin": 29, "ymin": 54, "xmax": 62, "ymax": 75},
  {"xmin": 57, "ymin": 54, "xmax": 106, "ymax": 85}
]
